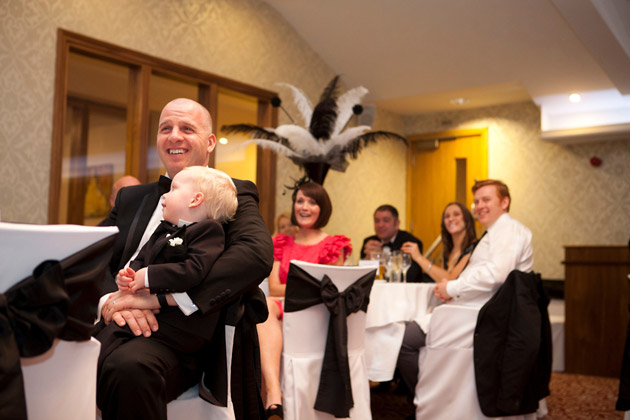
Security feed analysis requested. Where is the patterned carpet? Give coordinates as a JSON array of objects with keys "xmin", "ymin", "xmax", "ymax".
[{"xmin": 369, "ymin": 372, "xmax": 624, "ymax": 420}]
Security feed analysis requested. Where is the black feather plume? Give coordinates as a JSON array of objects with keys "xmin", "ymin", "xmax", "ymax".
[
  {"xmin": 309, "ymin": 76, "xmax": 340, "ymax": 140},
  {"xmin": 221, "ymin": 123, "xmax": 292, "ymax": 149},
  {"xmin": 340, "ymin": 131, "xmax": 408, "ymax": 159}
]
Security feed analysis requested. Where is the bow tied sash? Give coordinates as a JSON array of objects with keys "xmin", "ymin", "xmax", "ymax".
[
  {"xmin": 284, "ymin": 264, "xmax": 375, "ymax": 418},
  {"xmin": 0, "ymin": 234, "xmax": 116, "ymax": 420}
]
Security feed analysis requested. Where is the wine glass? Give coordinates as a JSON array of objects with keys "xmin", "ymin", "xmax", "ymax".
[
  {"xmin": 390, "ymin": 250, "xmax": 403, "ymax": 282},
  {"xmin": 401, "ymin": 253, "xmax": 412, "ymax": 283}
]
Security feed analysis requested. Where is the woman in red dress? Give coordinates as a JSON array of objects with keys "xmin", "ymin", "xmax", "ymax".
[{"xmin": 259, "ymin": 181, "xmax": 352, "ymax": 419}]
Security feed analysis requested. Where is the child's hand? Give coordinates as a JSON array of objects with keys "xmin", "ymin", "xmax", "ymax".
[
  {"xmin": 116, "ymin": 267, "xmax": 135, "ymax": 291},
  {"xmin": 128, "ymin": 268, "xmax": 147, "ymax": 294}
]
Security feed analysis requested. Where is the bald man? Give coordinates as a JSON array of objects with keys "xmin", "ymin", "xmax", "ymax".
[
  {"xmin": 109, "ymin": 175, "xmax": 140, "ymax": 208},
  {"xmin": 97, "ymin": 98, "xmax": 273, "ymax": 420}
]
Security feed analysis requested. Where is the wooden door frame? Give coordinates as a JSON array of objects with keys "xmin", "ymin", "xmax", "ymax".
[{"xmin": 50, "ymin": 29, "xmax": 277, "ymax": 228}]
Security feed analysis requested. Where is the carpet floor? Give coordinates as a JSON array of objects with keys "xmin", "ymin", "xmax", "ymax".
[{"xmin": 369, "ymin": 372, "xmax": 624, "ymax": 420}]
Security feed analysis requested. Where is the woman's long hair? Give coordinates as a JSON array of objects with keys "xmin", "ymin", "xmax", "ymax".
[{"xmin": 440, "ymin": 202, "xmax": 477, "ymax": 263}]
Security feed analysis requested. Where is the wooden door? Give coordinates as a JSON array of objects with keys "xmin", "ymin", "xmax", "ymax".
[{"xmin": 406, "ymin": 129, "xmax": 488, "ymax": 260}]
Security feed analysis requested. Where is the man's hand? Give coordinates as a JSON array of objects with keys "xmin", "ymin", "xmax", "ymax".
[
  {"xmin": 111, "ymin": 309, "xmax": 159, "ymax": 337},
  {"xmin": 363, "ymin": 239, "xmax": 383, "ymax": 259},
  {"xmin": 102, "ymin": 291, "xmax": 161, "ymax": 336},
  {"xmin": 434, "ymin": 278, "xmax": 452, "ymax": 302}
]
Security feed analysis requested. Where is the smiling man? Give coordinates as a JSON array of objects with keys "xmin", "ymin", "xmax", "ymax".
[
  {"xmin": 97, "ymin": 98, "xmax": 273, "ymax": 420},
  {"xmin": 396, "ymin": 179, "xmax": 533, "ymax": 401},
  {"xmin": 360, "ymin": 204, "xmax": 424, "ymax": 282}
]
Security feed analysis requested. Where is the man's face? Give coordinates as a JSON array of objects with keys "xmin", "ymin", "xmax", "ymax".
[
  {"xmin": 374, "ymin": 210, "xmax": 399, "ymax": 242},
  {"xmin": 473, "ymin": 185, "xmax": 509, "ymax": 228},
  {"xmin": 157, "ymin": 99, "xmax": 216, "ymax": 178}
]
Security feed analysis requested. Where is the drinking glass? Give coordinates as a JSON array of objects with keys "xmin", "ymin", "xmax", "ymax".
[
  {"xmin": 401, "ymin": 253, "xmax": 412, "ymax": 283},
  {"xmin": 370, "ymin": 251, "xmax": 385, "ymax": 280},
  {"xmin": 390, "ymin": 250, "xmax": 403, "ymax": 283}
]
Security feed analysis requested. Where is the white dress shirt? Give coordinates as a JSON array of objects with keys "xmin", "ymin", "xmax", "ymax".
[
  {"xmin": 418, "ymin": 212, "xmax": 532, "ymax": 333},
  {"xmin": 446, "ymin": 212, "xmax": 533, "ymax": 306}
]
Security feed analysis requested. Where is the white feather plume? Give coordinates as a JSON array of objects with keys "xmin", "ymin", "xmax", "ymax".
[
  {"xmin": 243, "ymin": 139, "xmax": 301, "ymax": 158},
  {"xmin": 274, "ymin": 124, "xmax": 324, "ymax": 156},
  {"xmin": 332, "ymin": 86, "xmax": 369, "ymax": 137},
  {"xmin": 276, "ymin": 83, "xmax": 313, "ymax": 126},
  {"xmin": 322, "ymin": 125, "xmax": 371, "ymax": 154}
]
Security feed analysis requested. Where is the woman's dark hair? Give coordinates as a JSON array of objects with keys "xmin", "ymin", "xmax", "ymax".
[
  {"xmin": 440, "ymin": 202, "xmax": 477, "ymax": 262},
  {"xmin": 290, "ymin": 182, "xmax": 332, "ymax": 229}
]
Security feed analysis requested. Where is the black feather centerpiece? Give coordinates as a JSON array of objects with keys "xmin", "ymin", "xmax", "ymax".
[{"xmin": 221, "ymin": 75, "xmax": 407, "ymax": 185}]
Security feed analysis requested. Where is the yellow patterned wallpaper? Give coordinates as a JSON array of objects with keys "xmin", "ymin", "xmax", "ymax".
[
  {"xmin": 0, "ymin": 0, "xmax": 334, "ymax": 222},
  {"xmin": 1, "ymin": 1, "xmax": 628, "ymax": 278}
]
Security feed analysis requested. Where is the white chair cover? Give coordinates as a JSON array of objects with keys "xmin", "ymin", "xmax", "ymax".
[
  {"xmin": 282, "ymin": 261, "xmax": 375, "ymax": 420},
  {"xmin": 415, "ymin": 305, "xmax": 538, "ymax": 420},
  {"xmin": 167, "ymin": 325, "xmax": 236, "ymax": 420},
  {"xmin": 0, "ymin": 222, "xmax": 118, "ymax": 420},
  {"xmin": 21, "ymin": 338, "xmax": 101, "ymax": 420}
]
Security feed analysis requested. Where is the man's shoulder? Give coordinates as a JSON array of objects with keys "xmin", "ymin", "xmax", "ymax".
[
  {"xmin": 119, "ymin": 181, "xmax": 158, "ymax": 199},
  {"xmin": 398, "ymin": 230, "xmax": 422, "ymax": 243},
  {"xmin": 496, "ymin": 213, "xmax": 531, "ymax": 235},
  {"xmin": 231, "ymin": 178, "xmax": 259, "ymax": 200},
  {"xmin": 490, "ymin": 213, "xmax": 532, "ymax": 246}
]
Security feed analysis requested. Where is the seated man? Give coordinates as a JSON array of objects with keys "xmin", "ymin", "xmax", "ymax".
[
  {"xmin": 96, "ymin": 98, "xmax": 273, "ymax": 420},
  {"xmin": 360, "ymin": 204, "xmax": 425, "ymax": 282},
  {"xmin": 396, "ymin": 179, "xmax": 533, "ymax": 395}
]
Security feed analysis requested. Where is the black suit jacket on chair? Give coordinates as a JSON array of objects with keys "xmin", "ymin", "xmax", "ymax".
[{"xmin": 474, "ymin": 270, "xmax": 552, "ymax": 417}]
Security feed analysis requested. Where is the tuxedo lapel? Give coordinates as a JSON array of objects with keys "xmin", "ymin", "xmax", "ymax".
[
  {"xmin": 148, "ymin": 224, "xmax": 187, "ymax": 264},
  {"xmin": 119, "ymin": 186, "xmax": 162, "ymax": 267}
]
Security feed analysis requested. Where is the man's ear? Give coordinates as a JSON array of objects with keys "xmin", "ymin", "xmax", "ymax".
[
  {"xmin": 189, "ymin": 192, "xmax": 205, "ymax": 208},
  {"xmin": 501, "ymin": 196, "xmax": 510, "ymax": 211}
]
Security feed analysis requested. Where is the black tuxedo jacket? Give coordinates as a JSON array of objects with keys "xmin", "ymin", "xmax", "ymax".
[
  {"xmin": 130, "ymin": 219, "xmax": 225, "ymax": 294},
  {"xmin": 100, "ymin": 178, "xmax": 273, "ymax": 316},
  {"xmin": 128, "ymin": 219, "xmax": 227, "ymax": 340},
  {"xmin": 360, "ymin": 230, "xmax": 425, "ymax": 282}
]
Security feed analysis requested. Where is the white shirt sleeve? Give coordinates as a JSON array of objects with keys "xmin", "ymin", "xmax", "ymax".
[
  {"xmin": 446, "ymin": 213, "xmax": 532, "ymax": 305},
  {"xmin": 171, "ymin": 293, "xmax": 198, "ymax": 316}
]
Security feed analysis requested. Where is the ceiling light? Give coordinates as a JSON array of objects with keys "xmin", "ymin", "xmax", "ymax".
[
  {"xmin": 569, "ymin": 93, "xmax": 581, "ymax": 103},
  {"xmin": 450, "ymin": 97, "xmax": 469, "ymax": 105},
  {"xmin": 219, "ymin": 137, "xmax": 228, "ymax": 145}
]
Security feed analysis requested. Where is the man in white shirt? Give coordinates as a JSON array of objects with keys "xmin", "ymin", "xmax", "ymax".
[{"xmin": 396, "ymin": 179, "xmax": 533, "ymax": 399}]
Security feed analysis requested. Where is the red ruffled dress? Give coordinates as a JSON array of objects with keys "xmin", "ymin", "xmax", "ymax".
[
  {"xmin": 273, "ymin": 233, "xmax": 353, "ymax": 284},
  {"xmin": 271, "ymin": 233, "xmax": 352, "ymax": 318}
]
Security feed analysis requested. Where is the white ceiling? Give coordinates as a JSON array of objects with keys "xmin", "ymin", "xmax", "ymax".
[{"xmin": 263, "ymin": 0, "xmax": 630, "ymax": 117}]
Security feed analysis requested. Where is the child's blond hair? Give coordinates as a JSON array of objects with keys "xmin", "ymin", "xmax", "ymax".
[{"xmin": 180, "ymin": 166, "xmax": 238, "ymax": 223}]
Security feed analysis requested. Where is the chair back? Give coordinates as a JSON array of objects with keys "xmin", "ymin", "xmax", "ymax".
[
  {"xmin": 282, "ymin": 260, "xmax": 376, "ymax": 420},
  {"xmin": 0, "ymin": 222, "xmax": 117, "ymax": 420},
  {"xmin": 283, "ymin": 260, "xmax": 376, "ymax": 356}
]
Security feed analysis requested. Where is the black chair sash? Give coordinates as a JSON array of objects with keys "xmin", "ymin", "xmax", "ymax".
[
  {"xmin": 200, "ymin": 286, "xmax": 268, "ymax": 420},
  {"xmin": 0, "ymin": 233, "xmax": 116, "ymax": 420},
  {"xmin": 284, "ymin": 264, "xmax": 375, "ymax": 418}
]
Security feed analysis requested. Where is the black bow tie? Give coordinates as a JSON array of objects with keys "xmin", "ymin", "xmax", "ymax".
[
  {"xmin": 158, "ymin": 175, "xmax": 172, "ymax": 195},
  {"xmin": 159, "ymin": 220, "xmax": 180, "ymax": 234}
]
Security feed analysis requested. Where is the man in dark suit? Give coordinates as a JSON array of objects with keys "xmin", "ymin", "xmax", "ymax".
[
  {"xmin": 96, "ymin": 98, "xmax": 273, "ymax": 420},
  {"xmin": 360, "ymin": 205, "xmax": 424, "ymax": 282}
]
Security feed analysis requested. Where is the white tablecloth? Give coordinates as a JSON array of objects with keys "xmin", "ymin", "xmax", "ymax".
[{"xmin": 365, "ymin": 282, "xmax": 439, "ymax": 381}]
